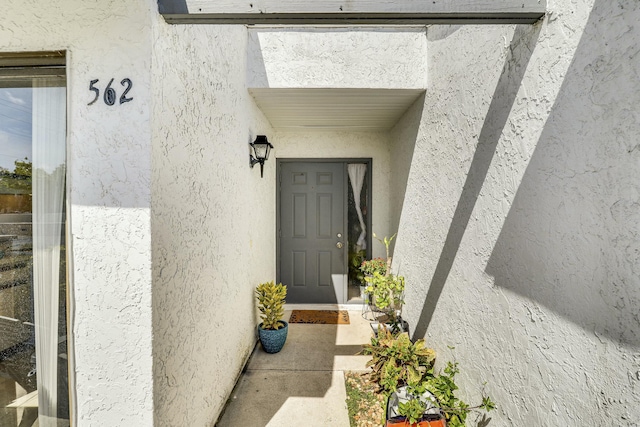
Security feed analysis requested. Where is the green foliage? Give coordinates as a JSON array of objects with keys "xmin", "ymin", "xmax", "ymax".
[
  {"xmin": 481, "ymin": 395, "xmax": 496, "ymax": 412},
  {"xmin": 362, "ymin": 328, "xmax": 435, "ymax": 395},
  {"xmin": 374, "ymin": 232, "xmax": 396, "ymax": 273},
  {"xmin": 365, "ymin": 272, "xmax": 404, "ymax": 311},
  {"xmin": 422, "ymin": 362, "xmax": 495, "ymax": 427},
  {"xmin": 349, "ymin": 248, "xmax": 366, "ymax": 286},
  {"xmin": 359, "ymin": 257, "xmax": 387, "ymax": 276},
  {"xmin": 255, "ymin": 281, "xmax": 287, "ymax": 330},
  {"xmin": 397, "ymin": 396, "xmax": 427, "ymax": 425},
  {"xmin": 363, "ymin": 233, "xmax": 405, "ymax": 325},
  {"xmin": 357, "ymin": 232, "xmax": 496, "ymax": 426},
  {"xmin": 423, "ymin": 362, "xmax": 465, "ymax": 426},
  {"xmin": 0, "ymin": 158, "xmax": 32, "ymax": 194},
  {"xmin": 362, "ymin": 329, "xmax": 495, "ymax": 426},
  {"xmin": 14, "ymin": 159, "xmax": 32, "ymax": 178}
]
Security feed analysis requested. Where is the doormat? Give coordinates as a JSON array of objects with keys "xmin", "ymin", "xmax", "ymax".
[{"xmin": 289, "ymin": 310, "xmax": 350, "ymax": 325}]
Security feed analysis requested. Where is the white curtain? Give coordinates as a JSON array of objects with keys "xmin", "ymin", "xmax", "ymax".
[
  {"xmin": 32, "ymin": 80, "xmax": 66, "ymax": 425},
  {"xmin": 348, "ymin": 164, "xmax": 367, "ymax": 250}
]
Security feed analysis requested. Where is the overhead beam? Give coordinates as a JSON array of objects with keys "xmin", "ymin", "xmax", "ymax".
[{"xmin": 158, "ymin": 0, "xmax": 546, "ymax": 25}]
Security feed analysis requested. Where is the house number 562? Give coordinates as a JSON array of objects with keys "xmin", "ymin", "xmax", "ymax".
[{"xmin": 88, "ymin": 78, "xmax": 133, "ymax": 106}]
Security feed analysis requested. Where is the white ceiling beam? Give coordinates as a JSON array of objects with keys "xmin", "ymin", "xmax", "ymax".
[{"xmin": 159, "ymin": 0, "xmax": 546, "ymax": 25}]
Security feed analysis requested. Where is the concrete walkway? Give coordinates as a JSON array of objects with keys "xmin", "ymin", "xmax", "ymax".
[{"xmin": 217, "ymin": 307, "xmax": 373, "ymax": 427}]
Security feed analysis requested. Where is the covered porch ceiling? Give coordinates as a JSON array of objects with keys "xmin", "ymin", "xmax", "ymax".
[{"xmin": 249, "ymin": 88, "xmax": 424, "ymax": 131}]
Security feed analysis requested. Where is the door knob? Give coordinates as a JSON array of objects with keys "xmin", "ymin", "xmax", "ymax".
[{"xmin": 336, "ymin": 242, "xmax": 344, "ymax": 249}]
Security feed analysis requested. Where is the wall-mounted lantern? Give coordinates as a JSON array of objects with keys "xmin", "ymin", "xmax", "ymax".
[{"xmin": 250, "ymin": 135, "xmax": 274, "ymax": 178}]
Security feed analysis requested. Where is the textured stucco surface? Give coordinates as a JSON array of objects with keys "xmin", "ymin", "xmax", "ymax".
[
  {"xmin": 248, "ymin": 28, "xmax": 427, "ymax": 89},
  {"xmin": 6, "ymin": 0, "xmax": 640, "ymax": 425},
  {"xmin": 2, "ymin": 1, "xmax": 155, "ymax": 425},
  {"xmin": 389, "ymin": 95, "xmax": 425, "ymax": 247},
  {"xmin": 151, "ymin": 22, "xmax": 275, "ymax": 426},
  {"xmin": 150, "ymin": 29, "xmax": 399, "ymax": 418},
  {"xmin": 394, "ymin": 1, "xmax": 640, "ymax": 425}
]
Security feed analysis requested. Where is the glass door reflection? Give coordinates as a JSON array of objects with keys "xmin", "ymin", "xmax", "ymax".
[{"xmin": 0, "ymin": 78, "xmax": 69, "ymax": 427}]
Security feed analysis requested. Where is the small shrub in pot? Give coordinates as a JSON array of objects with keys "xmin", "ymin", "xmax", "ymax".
[{"xmin": 255, "ymin": 281, "xmax": 288, "ymax": 353}]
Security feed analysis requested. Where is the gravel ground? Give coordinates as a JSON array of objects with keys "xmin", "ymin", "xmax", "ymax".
[{"xmin": 345, "ymin": 371, "xmax": 387, "ymax": 427}]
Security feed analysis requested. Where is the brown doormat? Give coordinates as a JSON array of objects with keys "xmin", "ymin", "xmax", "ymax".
[{"xmin": 289, "ymin": 310, "xmax": 350, "ymax": 325}]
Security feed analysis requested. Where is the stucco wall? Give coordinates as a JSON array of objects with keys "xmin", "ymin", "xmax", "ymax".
[
  {"xmin": 394, "ymin": 0, "xmax": 640, "ymax": 425},
  {"xmin": 274, "ymin": 131, "xmax": 393, "ymax": 260},
  {"xmin": 389, "ymin": 95, "xmax": 424, "ymax": 250},
  {"xmin": 151, "ymin": 22, "xmax": 276, "ymax": 426},
  {"xmin": 7, "ymin": 1, "xmax": 639, "ymax": 425},
  {"xmin": 248, "ymin": 28, "xmax": 427, "ymax": 89},
  {"xmin": 3, "ymin": 1, "xmax": 155, "ymax": 425}
]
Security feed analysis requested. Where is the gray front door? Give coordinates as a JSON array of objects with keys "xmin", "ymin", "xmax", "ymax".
[{"xmin": 279, "ymin": 161, "xmax": 346, "ymax": 303}]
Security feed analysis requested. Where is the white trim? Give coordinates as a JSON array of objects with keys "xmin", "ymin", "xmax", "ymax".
[{"xmin": 64, "ymin": 50, "xmax": 77, "ymax": 427}]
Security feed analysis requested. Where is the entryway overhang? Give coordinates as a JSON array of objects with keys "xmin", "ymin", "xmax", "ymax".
[
  {"xmin": 249, "ymin": 88, "xmax": 424, "ymax": 131},
  {"xmin": 158, "ymin": 0, "xmax": 546, "ymax": 25},
  {"xmin": 247, "ymin": 27, "xmax": 428, "ymax": 131}
]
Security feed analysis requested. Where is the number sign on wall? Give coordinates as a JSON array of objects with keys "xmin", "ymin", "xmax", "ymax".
[{"xmin": 88, "ymin": 78, "xmax": 133, "ymax": 106}]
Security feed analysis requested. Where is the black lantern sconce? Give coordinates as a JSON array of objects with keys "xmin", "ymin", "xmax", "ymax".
[{"xmin": 250, "ymin": 135, "xmax": 274, "ymax": 178}]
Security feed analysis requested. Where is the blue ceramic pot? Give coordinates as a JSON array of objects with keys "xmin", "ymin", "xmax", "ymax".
[{"xmin": 258, "ymin": 321, "xmax": 288, "ymax": 353}]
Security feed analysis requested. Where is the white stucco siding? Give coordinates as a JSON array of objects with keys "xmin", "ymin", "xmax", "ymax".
[
  {"xmin": 6, "ymin": 1, "xmax": 639, "ymax": 425},
  {"xmin": 389, "ymin": 94, "xmax": 426, "ymax": 244},
  {"xmin": 394, "ymin": 0, "xmax": 640, "ymax": 425},
  {"xmin": 151, "ymin": 23, "xmax": 276, "ymax": 426},
  {"xmin": 248, "ymin": 28, "xmax": 428, "ymax": 89},
  {"xmin": 3, "ymin": 0, "xmax": 155, "ymax": 425},
  {"xmin": 275, "ymin": 131, "xmax": 392, "ymax": 260}
]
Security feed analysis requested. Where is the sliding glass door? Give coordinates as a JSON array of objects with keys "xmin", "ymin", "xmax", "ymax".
[{"xmin": 0, "ymin": 70, "xmax": 69, "ymax": 426}]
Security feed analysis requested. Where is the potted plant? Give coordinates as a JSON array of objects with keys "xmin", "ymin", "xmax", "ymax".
[
  {"xmin": 255, "ymin": 281, "xmax": 288, "ymax": 354},
  {"xmin": 360, "ymin": 257, "xmax": 386, "ymax": 300},
  {"xmin": 365, "ymin": 271, "xmax": 406, "ymax": 332},
  {"xmin": 387, "ymin": 387, "xmax": 446, "ymax": 427},
  {"xmin": 362, "ymin": 328, "xmax": 495, "ymax": 427},
  {"xmin": 361, "ymin": 328, "xmax": 442, "ymax": 426},
  {"xmin": 362, "ymin": 233, "xmax": 407, "ymax": 333},
  {"xmin": 361, "ymin": 329, "xmax": 436, "ymax": 400}
]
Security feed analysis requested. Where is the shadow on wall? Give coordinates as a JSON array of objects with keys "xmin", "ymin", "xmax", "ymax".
[
  {"xmin": 389, "ymin": 93, "xmax": 425, "ymax": 242},
  {"xmin": 247, "ymin": 30, "xmax": 269, "ymax": 88},
  {"xmin": 411, "ymin": 23, "xmax": 542, "ymax": 341},
  {"xmin": 486, "ymin": 0, "xmax": 640, "ymax": 348}
]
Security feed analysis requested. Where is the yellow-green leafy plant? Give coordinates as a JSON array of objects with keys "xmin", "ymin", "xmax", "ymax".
[
  {"xmin": 364, "ymin": 233, "xmax": 405, "ymax": 327},
  {"xmin": 422, "ymin": 361, "xmax": 496, "ymax": 427},
  {"xmin": 365, "ymin": 273, "xmax": 404, "ymax": 309},
  {"xmin": 255, "ymin": 281, "xmax": 287, "ymax": 330},
  {"xmin": 397, "ymin": 396, "xmax": 430, "ymax": 425},
  {"xmin": 362, "ymin": 328, "xmax": 436, "ymax": 395},
  {"xmin": 361, "ymin": 329, "xmax": 495, "ymax": 426}
]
